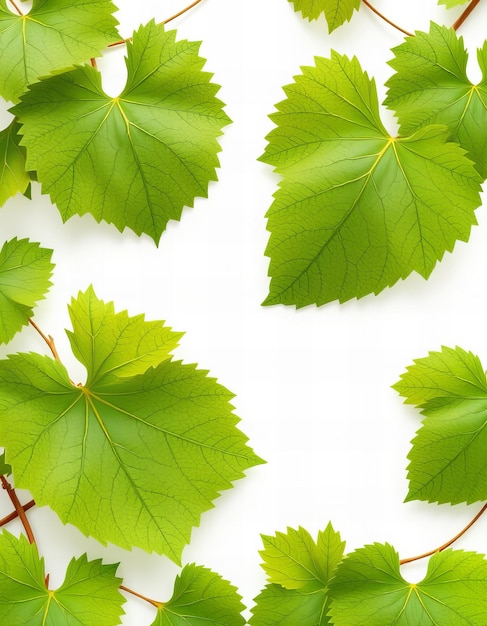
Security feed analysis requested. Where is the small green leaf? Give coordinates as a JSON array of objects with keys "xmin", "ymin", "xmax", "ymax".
[
  {"xmin": 13, "ymin": 20, "xmax": 231, "ymax": 244},
  {"xmin": 288, "ymin": 0, "xmax": 361, "ymax": 32},
  {"xmin": 0, "ymin": 120, "xmax": 30, "ymax": 206},
  {"xmin": 328, "ymin": 544, "xmax": 487, "ymax": 625},
  {"xmin": 250, "ymin": 584, "xmax": 328, "ymax": 625},
  {"xmin": 0, "ymin": 451, "xmax": 11, "ymax": 476},
  {"xmin": 394, "ymin": 345, "xmax": 487, "ymax": 504},
  {"xmin": 261, "ymin": 52, "xmax": 481, "ymax": 308},
  {"xmin": 0, "ymin": 531, "xmax": 125, "ymax": 626},
  {"xmin": 152, "ymin": 564, "xmax": 245, "ymax": 625},
  {"xmin": 0, "ymin": 288, "xmax": 263, "ymax": 562},
  {"xmin": 386, "ymin": 24, "xmax": 487, "ymax": 178},
  {"xmin": 439, "ymin": 0, "xmax": 468, "ymax": 7},
  {"xmin": 0, "ymin": 237, "xmax": 54, "ymax": 345},
  {"xmin": 0, "ymin": 0, "xmax": 120, "ymax": 102}
]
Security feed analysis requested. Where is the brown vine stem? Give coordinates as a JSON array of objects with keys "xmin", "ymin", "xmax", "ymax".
[
  {"xmin": 0, "ymin": 499, "xmax": 36, "ymax": 528},
  {"xmin": 0, "ymin": 476, "xmax": 36, "ymax": 545},
  {"xmin": 29, "ymin": 319, "xmax": 62, "ymax": 363},
  {"xmin": 400, "ymin": 502, "xmax": 487, "ymax": 565},
  {"xmin": 120, "ymin": 585, "xmax": 162, "ymax": 609},
  {"xmin": 107, "ymin": 0, "xmax": 206, "ymax": 48},
  {"xmin": 361, "ymin": 0, "xmax": 413, "ymax": 37},
  {"xmin": 453, "ymin": 0, "xmax": 481, "ymax": 30},
  {"xmin": 8, "ymin": 0, "xmax": 23, "ymax": 16}
]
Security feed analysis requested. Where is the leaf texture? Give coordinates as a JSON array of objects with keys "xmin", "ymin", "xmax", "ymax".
[
  {"xmin": 13, "ymin": 20, "xmax": 231, "ymax": 244},
  {"xmin": 0, "ymin": 288, "xmax": 262, "ymax": 562},
  {"xmin": 386, "ymin": 23, "xmax": 487, "ymax": 178},
  {"xmin": 0, "ymin": 0, "xmax": 119, "ymax": 103},
  {"xmin": 0, "ymin": 237, "xmax": 54, "ymax": 344},
  {"xmin": 288, "ymin": 0, "xmax": 361, "ymax": 31},
  {"xmin": 0, "ymin": 531, "xmax": 124, "ymax": 626},
  {"xmin": 0, "ymin": 121, "xmax": 29, "ymax": 206},
  {"xmin": 261, "ymin": 52, "xmax": 481, "ymax": 308},
  {"xmin": 394, "ymin": 345, "xmax": 487, "ymax": 504}
]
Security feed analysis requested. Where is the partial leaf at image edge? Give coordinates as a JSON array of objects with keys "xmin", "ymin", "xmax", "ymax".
[
  {"xmin": 0, "ymin": 120, "xmax": 30, "ymax": 206},
  {"xmin": 261, "ymin": 52, "xmax": 482, "ymax": 308},
  {"xmin": 0, "ymin": 288, "xmax": 263, "ymax": 562},
  {"xmin": 12, "ymin": 20, "xmax": 231, "ymax": 244},
  {"xmin": 0, "ymin": 237, "xmax": 54, "ymax": 345},
  {"xmin": 394, "ymin": 345, "xmax": 487, "ymax": 505},
  {"xmin": 288, "ymin": 0, "xmax": 361, "ymax": 31},
  {"xmin": 0, "ymin": 531, "xmax": 125, "ymax": 626}
]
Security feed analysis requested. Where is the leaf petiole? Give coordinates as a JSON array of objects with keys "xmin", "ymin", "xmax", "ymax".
[
  {"xmin": 7, "ymin": 0, "xmax": 23, "ymax": 16},
  {"xmin": 0, "ymin": 475, "xmax": 36, "ymax": 544},
  {"xmin": 0, "ymin": 499, "xmax": 35, "ymax": 528},
  {"xmin": 120, "ymin": 584, "xmax": 162, "ymax": 609},
  {"xmin": 361, "ymin": 0, "xmax": 413, "ymax": 37},
  {"xmin": 29, "ymin": 318, "xmax": 62, "ymax": 364},
  {"xmin": 453, "ymin": 0, "xmax": 481, "ymax": 30}
]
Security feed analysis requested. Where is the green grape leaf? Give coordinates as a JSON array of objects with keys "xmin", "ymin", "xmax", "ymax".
[
  {"xmin": 0, "ymin": 120, "xmax": 29, "ymax": 205},
  {"xmin": 0, "ymin": 451, "xmax": 11, "ymax": 476},
  {"xmin": 0, "ymin": 288, "xmax": 262, "ymax": 562},
  {"xmin": 152, "ymin": 564, "xmax": 245, "ymax": 625},
  {"xmin": 251, "ymin": 523, "xmax": 344, "ymax": 625},
  {"xmin": 261, "ymin": 52, "xmax": 482, "ymax": 308},
  {"xmin": 0, "ymin": 531, "xmax": 124, "ymax": 626},
  {"xmin": 288, "ymin": 0, "xmax": 360, "ymax": 32},
  {"xmin": 439, "ymin": 0, "xmax": 468, "ymax": 7},
  {"xmin": 0, "ymin": 0, "xmax": 119, "ymax": 103},
  {"xmin": 0, "ymin": 237, "xmax": 54, "ymax": 345},
  {"xmin": 328, "ymin": 544, "xmax": 487, "ymax": 625},
  {"xmin": 386, "ymin": 24, "xmax": 487, "ymax": 178},
  {"xmin": 394, "ymin": 345, "xmax": 487, "ymax": 504},
  {"xmin": 13, "ymin": 20, "xmax": 231, "ymax": 244}
]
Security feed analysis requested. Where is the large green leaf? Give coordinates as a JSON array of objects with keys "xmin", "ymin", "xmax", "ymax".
[
  {"xmin": 250, "ymin": 524, "xmax": 344, "ymax": 625},
  {"xmin": 288, "ymin": 0, "xmax": 360, "ymax": 31},
  {"xmin": 0, "ymin": 0, "xmax": 119, "ymax": 103},
  {"xmin": 0, "ymin": 237, "xmax": 54, "ymax": 345},
  {"xmin": 0, "ymin": 120, "xmax": 30, "ymax": 205},
  {"xmin": 261, "ymin": 52, "xmax": 481, "ymax": 308},
  {"xmin": 0, "ymin": 531, "xmax": 124, "ymax": 625},
  {"xmin": 386, "ymin": 24, "xmax": 487, "ymax": 178},
  {"xmin": 0, "ymin": 288, "xmax": 262, "ymax": 562},
  {"xmin": 152, "ymin": 564, "xmax": 245, "ymax": 625},
  {"xmin": 394, "ymin": 345, "xmax": 487, "ymax": 504},
  {"xmin": 13, "ymin": 20, "xmax": 231, "ymax": 244},
  {"xmin": 328, "ymin": 544, "xmax": 487, "ymax": 625}
]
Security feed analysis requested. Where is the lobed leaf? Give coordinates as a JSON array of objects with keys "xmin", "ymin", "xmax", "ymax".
[
  {"xmin": 0, "ymin": 531, "xmax": 125, "ymax": 625},
  {"xmin": 13, "ymin": 20, "xmax": 231, "ymax": 244},
  {"xmin": 261, "ymin": 52, "xmax": 481, "ymax": 308},
  {"xmin": 0, "ymin": 237, "xmax": 54, "ymax": 344},
  {"xmin": 288, "ymin": 0, "xmax": 361, "ymax": 32},
  {"xmin": 328, "ymin": 544, "xmax": 487, "ymax": 625},
  {"xmin": 0, "ymin": 120, "xmax": 30, "ymax": 206},
  {"xmin": 0, "ymin": 0, "xmax": 120, "ymax": 103},
  {"xmin": 250, "ymin": 585, "xmax": 328, "ymax": 625},
  {"xmin": 386, "ymin": 23, "xmax": 487, "ymax": 178},
  {"xmin": 394, "ymin": 346, "xmax": 487, "ymax": 504},
  {"xmin": 0, "ymin": 288, "xmax": 263, "ymax": 562}
]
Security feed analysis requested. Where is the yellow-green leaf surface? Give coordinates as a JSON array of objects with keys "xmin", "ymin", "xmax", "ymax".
[
  {"xmin": 386, "ymin": 24, "xmax": 487, "ymax": 178},
  {"xmin": 0, "ymin": 289, "xmax": 262, "ymax": 562},
  {"xmin": 328, "ymin": 544, "xmax": 487, "ymax": 625},
  {"xmin": 439, "ymin": 0, "xmax": 468, "ymax": 7},
  {"xmin": 0, "ymin": 0, "xmax": 119, "ymax": 103},
  {"xmin": 0, "ymin": 237, "xmax": 54, "ymax": 344},
  {"xmin": 394, "ymin": 346, "xmax": 487, "ymax": 504},
  {"xmin": 13, "ymin": 20, "xmax": 231, "ymax": 244},
  {"xmin": 0, "ymin": 531, "xmax": 124, "ymax": 626},
  {"xmin": 152, "ymin": 564, "xmax": 245, "ymax": 626},
  {"xmin": 0, "ymin": 120, "xmax": 29, "ymax": 205},
  {"xmin": 261, "ymin": 52, "xmax": 481, "ymax": 308},
  {"xmin": 288, "ymin": 0, "xmax": 360, "ymax": 31}
]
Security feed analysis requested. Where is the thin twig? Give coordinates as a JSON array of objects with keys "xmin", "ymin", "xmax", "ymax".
[
  {"xmin": 0, "ymin": 499, "xmax": 36, "ymax": 528},
  {"xmin": 361, "ymin": 0, "xmax": 414, "ymax": 37},
  {"xmin": 453, "ymin": 0, "xmax": 481, "ymax": 30},
  {"xmin": 400, "ymin": 503, "xmax": 487, "ymax": 565},
  {"xmin": 8, "ymin": 0, "xmax": 23, "ymax": 15},
  {"xmin": 0, "ymin": 476, "xmax": 36, "ymax": 545},
  {"xmin": 120, "ymin": 585, "xmax": 162, "ymax": 609},
  {"xmin": 29, "ymin": 319, "xmax": 62, "ymax": 363},
  {"xmin": 90, "ymin": 58, "xmax": 98, "ymax": 69}
]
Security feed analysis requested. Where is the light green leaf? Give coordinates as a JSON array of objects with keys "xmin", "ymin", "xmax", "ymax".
[
  {"xmin": 261, "ymin": 52, "xmax": 481, "ymax": 308},
  {"xmin": 0, "ymin": 289, "xmax": 262, "ymax": 562},
  {"xmin": 328, "ymin": 544, "xmax": 487, "ymax": 625},
  {"xmin": 0, "ymin": 531, "xmax": 124, "ymax": 626},
  {"xmin": 0, "ymin": 120, "xmax": 30, "ymax": 205},
  {"xmin": 0, "ymin": 0, "xmax": 119, "ymax": 103},
  {"xmin": 288, "ymin": 0, "xmax": 361, "ymax": 31},
  {"xmin": 0, "ymin": 237, "xmax": 54, "ymax": 345},
  {"xmin": 394, "ymin": 345, "xmax": 487, "ymax": 504},
  {"xmin": 386, "ymin": 24, "xmax": 487, "ymax": 178},
  {"xmin": 439, "ymin": 0, "xmax": 468, "ymax": 7},
  {"xmin": 13, "ymin": 20, "xmax": 231, "ymax": 244},
  {"xmin": 251, "ymin": 524, "xmax": 344, "ymax": 625},
  {"xmin": 152, "ymin": 564, "xmax": 245, "ymax": 625}
]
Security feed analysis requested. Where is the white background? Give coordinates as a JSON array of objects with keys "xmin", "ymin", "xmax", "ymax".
[{"xmin": 2, "ymin": 0, "xmax": 487, "ymax": 623}]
